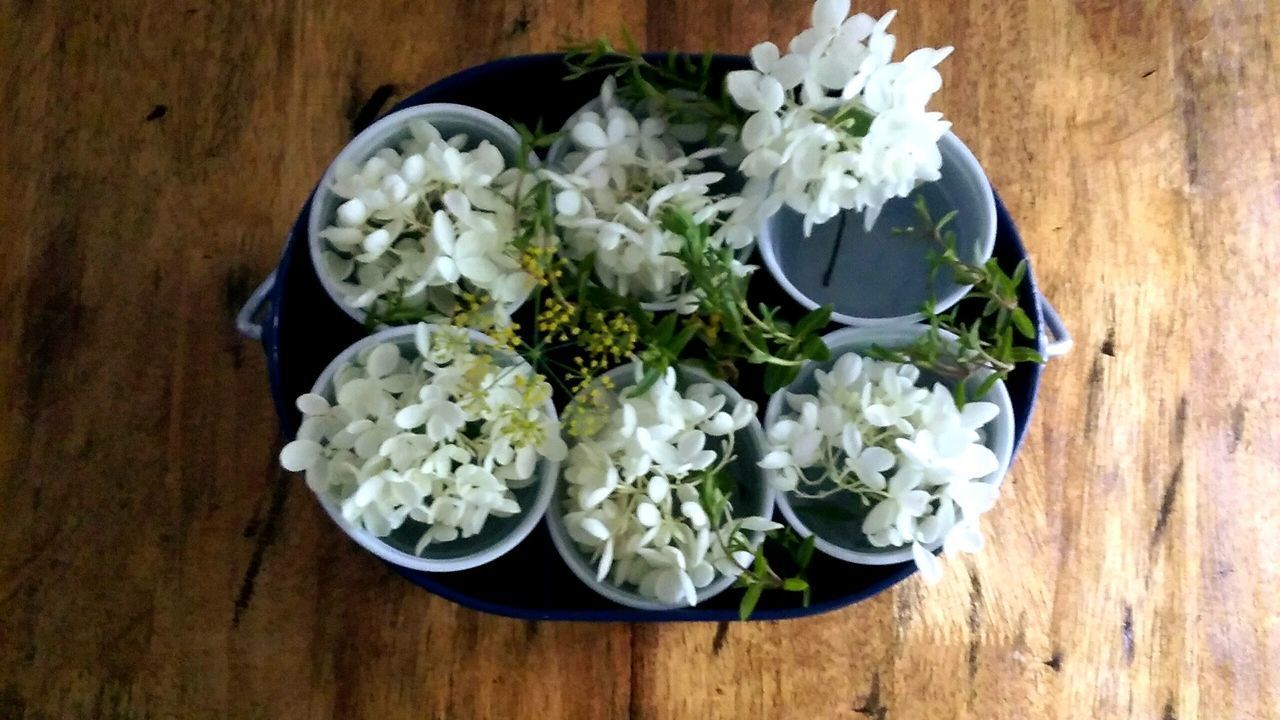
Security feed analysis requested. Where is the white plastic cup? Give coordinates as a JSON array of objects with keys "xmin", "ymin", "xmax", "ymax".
[
  {"xmin": 307, "ymin": 104, "xmax": 526, "ymax": 325},
  {"xmin": 307, "ymin": 324, "xmax": 558, "ymax": 572},
  {"xmin": 757, "ymin": 131, "xmax": 997, "ymax": 327},
  {"xmin": 545, "ymin": 363, "xmax": 777, "ymax": 610},
  {"xmin": 764, "ymin": 324, "xmax": 1014, "ymax": 566}
]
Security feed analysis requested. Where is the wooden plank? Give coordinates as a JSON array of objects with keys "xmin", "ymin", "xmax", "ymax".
[{"xmin": 0, "ymin": 0, "xmax": 1276, "ymax": 718}]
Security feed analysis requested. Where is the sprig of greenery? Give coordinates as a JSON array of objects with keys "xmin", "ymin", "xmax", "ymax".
[
  {"xmin": 694, "ymin": 459, "xmax": 816, "ymax": 620},
  {"xmin": 659, "ymin": 207, "xmax": 833, "ymax": 393},
  {"xmin": 564, "ymin": 36, "xmax": 747, "ymax": 144},
  {"xmin": 871, "ymin": 196, "xmax": 1044, "ymax": 399}
]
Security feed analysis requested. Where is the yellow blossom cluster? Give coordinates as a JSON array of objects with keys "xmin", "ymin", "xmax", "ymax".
[
  {"xmin": 519, "ymin": 240, "xmax": 565, "ymax": 288},
  {"xmin": 452, "ymin": 291, "xmax": 522, "ymax": 350}
]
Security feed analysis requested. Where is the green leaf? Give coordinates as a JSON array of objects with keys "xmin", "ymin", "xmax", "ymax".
[
  {"xmin": 739, "ymin": 583, "xmax": 764, "ymax": 621},
  {"xmin": 798, "ymin": 335, "xmax": 829, "ymax": 361},
  {"xmin": 952, "ymin": 380, "xmax": 967, "ymax": 407},
  {"xmin": 671, "ymin": 321, "xmax": 701, "ymax": 354},
  {"xmin": 620, "ymin": 28, "xmax": 639, "ymax": 55},
  {"xmin": 801, "ymin": 334, "xmax": 829, "ymax": 360},
  {"xmin": 1011, "ymin": 346, "xmax": 1046, "ymax": 363},
  {"xmin": 632, "ymin": 367, "xmax": 663, "ymax": 396},
  {"xmin": 655, "ymin": 312, "xmax": 678, "ymax": 342},
  {"xmin": 796, "ymin": 535, "xmax": 816, "ymax": 567},
  {"xmin": 1011, "ymin": 259, "xmax": 1028, "ymax": 287},
  {"xmin": 794, "ymin": 306, "xmax": 833, "ymax": 337},
  {"xmin": 1011, "ymin": 307, "xmax": 1036, "ymax": 339},
  {"xmin": 783, "ymin": 577, "xmax": 809, "ymax": 592},
  {"xmin": 752, "ymin": 547, "xmax": 768, "ymax": 576},
  {"xmin": 975, "ymin": 373, "xmax": 1000, "ymax": 399},
  {"xmin": 763, "ymin": 363, "xmax": 796, "ymax": 393}
]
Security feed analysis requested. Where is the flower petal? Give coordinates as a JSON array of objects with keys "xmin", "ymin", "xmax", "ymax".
[
  {"xmin": 280, "ymin": 439, "xmax": 321, "ymax": 472},
  {"xmin": 861, "ymin": 498, "xmax": 897, "ymax": 534},
  {"xmin": 911, "ymin": 541, "xmax": 944, "ymax": 584}
]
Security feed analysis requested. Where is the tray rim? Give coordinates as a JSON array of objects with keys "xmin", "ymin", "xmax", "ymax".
[{"xmin": 260, "ymin": 53, "xmax": 1047, "ymax": 622}]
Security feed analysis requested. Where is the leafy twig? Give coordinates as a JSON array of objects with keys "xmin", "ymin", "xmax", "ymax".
[
  {"xmin": 871, "ymin": 196, "xmax": 1044, "ymax": 399},
  {"xmin": 695, "ymin": 457, "xmax": 817, "ymax": 619},
  {"xmin": 660, "ymin": 207, "xmax": 833, "ymax": 393}
]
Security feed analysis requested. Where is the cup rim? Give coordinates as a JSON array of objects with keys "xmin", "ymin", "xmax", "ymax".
[
  {"xmin": 307, "ymin": 323, "xmax": 559, "ymax": 572},
  {"xmin": 544, "ymin": 362, "xmax": 777, "ymax": 610},
  {"xmin": 306, "ymin": 103, "xmax": 526, "ymax": 325},
  {"xmin": 757, "ymin": 131, "xmax": 997, "ymax": 327},
  {"xmin": 764, "ymin": 323, "xmax": 1014, "ymax": 566}
]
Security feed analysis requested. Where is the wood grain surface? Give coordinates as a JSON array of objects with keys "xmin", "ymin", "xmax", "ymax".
[{"xmin": 1, "ymin": 0, "xmax": 1277, "ymax": 718}]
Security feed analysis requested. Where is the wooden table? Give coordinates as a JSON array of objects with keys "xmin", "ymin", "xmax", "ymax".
[{"xmin": 2, "ymin": 1, "xmax": 1276, "ymax": 718}]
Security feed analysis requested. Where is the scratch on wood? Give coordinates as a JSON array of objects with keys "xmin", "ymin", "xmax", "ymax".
[
  {"xmin": 1162, "ymin": 699, "xmax": 1177, "ymax": 720},
  {"xmin": 1011, "ymin": 612, "xmax": 1028, "ymax": 655},
  {"xmin": 1121, "ymin": 603, "xmax": 1134, "ymax": 663},
  {"xmin": 350, "ymin": 84, "xmax": 397, "ymax": 136},
  {"xmin": 101, "ymin": 609, "xmax": 151, "ymax": 655},
  {"xmin": 1229, "ymin": 401, "xmax": 1245, "ymax": 452},
  {"xmin": 21, "ymin": 216, "xmax": 86, "ymax": 410},
  {"xmin": 628, "ymin": 626, "xmax": 641, "ymax": 720},
  {"xmin": 1171, "ymin": 27, "xmax": 1200, "ymax": 185},
  {"xmin": 242, "ymin": 512, "xmax": 261, "ymax": 539},
  {"xmin": 233, "ymin": 470, "xmax": 291, "ymax": 626},
  {"xmin": 524, "ymin": 620, "xmax": 538, "ymax": 640},
  {"xmin": 1141, "ymin": 68, "xmax": 1156, "ymax": 78},
  {"xmin": 145, "ymin": 104, "xmax": 168, "ymax": 121},
  {"xmin": 894, "ymin": 588, "xmax": 913, "ymax": 630},
  {"xmin": 1100, "ymin": 327, "xmax": 1115, "ymax": 356},
  {"xmin": 711, "ymin": 621, "xmax": 730, "ymax": 655},
  {"xmin": 507, "ymin": 6, "xmax": 532, "ymax": 37},
  {"xmin": 1085, "ymin": 355, "xmax": 1105, "ymax": 427},
  {"xmin": 853, "ymin": 672, "xmax": 887, "ymax": 720},
  {"xmin": 1043, "ymin": 648, "xmax": 1063, "ymax": 671},
  {"xmin": 1150, "ymin": 461, "xmax": 1183, "ymax": 550},
  {"xmin": 223, "ymin": 265, "xmax": 252, "ymax": 368},
  {"xmin": 967, "ymin": 567, "xmax": 983, "ymax": 678},
  {"xmin": 1172, "ymin": 395, "xmax": 1188, "ymax": 446},
  {"xmin": 224, "ymin": 265, "xmax": 252, "ymax": 323}
]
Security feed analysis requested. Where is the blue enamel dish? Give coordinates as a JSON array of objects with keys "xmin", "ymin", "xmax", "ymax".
[{"xmin": 241, "ymin": 53, "xmax": 1070, "ymax": 622}]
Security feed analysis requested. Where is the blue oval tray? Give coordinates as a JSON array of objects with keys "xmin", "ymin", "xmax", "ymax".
[{"xmin": 245, "ymin": 53, "xmax": 1070, "ymax": 622}]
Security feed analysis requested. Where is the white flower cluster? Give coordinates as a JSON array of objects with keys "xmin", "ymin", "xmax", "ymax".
[
  {"xmin": 727, "ymin": 0, "xmax": 953, "ymax": 234},
  {"xmin": 319, "ymin": 120, "xmax": 535, "ymax": 316},
  {"xmin": 279, "ymin": 324, "xmax": 567, "ymax": 553},
  {"xmin": 545, "ymin": 78, "xmax": 764, "ymax": 310},
  {"xmin": 561, "ymin": 367, "xmax": 779, "ymax": 606},
  {"xmin": 760, "ymin": 352, "xmax": 1000, "ymax": 583}
]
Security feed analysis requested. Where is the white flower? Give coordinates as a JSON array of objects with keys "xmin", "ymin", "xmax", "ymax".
[
  {"xmin": 761, "ymin": 351, "xmax": 1003, "ymax": 585},
  {"xmin": 840, "ymin": 425, "xmax": 895, "ymax": 490},
  {"xmin": 560, "ymin": 366, "xmax": 770, "ymax": 607},
  {"xmin": 726, "ymin": 0, "xmax": 954, "ymax": 233},
  {"xmin": 318, "ymin": 120, "xmax": 537, "ymax": 320},
  {"xmin": 861, "ymin": 466, "xmax": 932, "ymax": 546},
  {"xmin": 277, "ymin": 324, "xmax": 562, "ymax": 553},
  {"xmin": 547, "ymin": 79, "xmax": 759, "ymax": 309}
]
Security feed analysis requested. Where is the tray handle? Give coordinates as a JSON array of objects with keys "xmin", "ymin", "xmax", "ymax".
[
  {"xmin": 235, "ymin": 270, "xmax": 277, "ymax": 342},
  {"xmin": 1040, "ymin": 295, "xmax": 1072, "ymax": 359}
]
